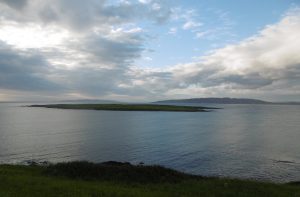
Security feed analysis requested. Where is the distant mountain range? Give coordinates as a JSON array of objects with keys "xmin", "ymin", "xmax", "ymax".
[{"xmin": 154, "ymin": 98, "xmax": 300, "ymax": 105}]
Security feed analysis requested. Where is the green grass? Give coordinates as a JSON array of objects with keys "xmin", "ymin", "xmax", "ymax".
[
  {"xmin": 1, "ymin": 161, "xmax": 300, "ymax": 197},
  {"xmin": 29, "ymin": 104, "xmax": 212, "ymax": 112}
]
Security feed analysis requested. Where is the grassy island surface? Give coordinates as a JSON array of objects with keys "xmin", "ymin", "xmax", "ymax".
[
  {"xmin": 29, "ymin": 104, "xmax": 212, "ymax": 112},
  {"xmin": 0, "ymin": 161, "xmax": 300, "ymax": 197}
]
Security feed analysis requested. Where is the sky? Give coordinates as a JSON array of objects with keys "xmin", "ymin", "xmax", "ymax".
[{"xmin": 0, "ymin": 0, "xmax": 300, "ymax": 102}]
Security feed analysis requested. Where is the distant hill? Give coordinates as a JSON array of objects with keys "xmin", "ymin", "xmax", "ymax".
[
  {"xmin": 154, "ymin": 98, "xmax": 300, "ymax": 105},
  {"xmin": 154, "ymin": 98, "xmax": 271, "ymax": 104}
]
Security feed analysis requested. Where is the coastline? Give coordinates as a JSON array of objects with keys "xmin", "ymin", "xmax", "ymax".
[
  {"xmin": 28, "ymin": 103, "xmax": 215, "ymax": 112},
  {"xmin": 0, "ymin": 161, "xmax": 299, "ymax": 196}
]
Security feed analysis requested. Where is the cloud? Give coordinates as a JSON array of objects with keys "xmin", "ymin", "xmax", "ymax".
[
  {"xmin": 0, "ymin": 1, "xmax": 299, "ymax": 101},
  {"xmin": 128, "ymin": 9, "xmax": 300, "ymax": 100},
  {"xmin": 0, "ymin": 0, "xmax": 27, "ymax": 9},
  {"xmin": 170, "ymin": 7, "xmax": 235, "ymax": 42},
  {"xmin": 168, "ymin": 27, "xmax": 177, "ymax": 35},
  {"xmin": 171, "ymin": 8, "xmax": 203, "ymax": 32},
  {"xmin": 182, "ymin": 21, "xmax": 202, "ymax": 30},
  {"xmin": 0, "ymin": 0, "xmax": 172, "ymax": 31},
  {"xmin": 66, "ymin": 29, "xmax": 145, "ymax": 68},
  {"xmin": 0, "ymin": 42, "xmax": 62, "ymax": 91},
  {"xmin": 195, "ymin": 31, "xmax": 209, "ymax": 38},
  {"xmin": 0, "ymin": 0, "xmax": 158, "ymax": 101},
  {"xmin": 139, "ymin": 0, "xmax": 152, "ymax": 4}
]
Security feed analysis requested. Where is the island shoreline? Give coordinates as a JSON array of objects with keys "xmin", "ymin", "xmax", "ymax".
[{"xmin": 28, "ymin": 103, "xmax": 219, "ymax": 112}]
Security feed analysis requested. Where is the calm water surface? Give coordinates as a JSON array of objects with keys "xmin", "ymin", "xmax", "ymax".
[{"xmin": 0, "ymin": 103, "xmax": 300, "ymax": 183}]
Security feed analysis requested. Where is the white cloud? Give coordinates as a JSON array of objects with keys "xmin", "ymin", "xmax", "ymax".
[
  {"xmin": 171, "ymin": 7, "xmax": 236, "ymax": 42},
  {"xmin": 0, "ymin": 22, "xmax": 70, "ymax": 49},
  {"xmin": 168, "ymin": 27, "xmax": 177, "ymax": 35},
  {"xmin": 195, "ymin": 31, "xmax": 209, "ymax": 39},
  {"xmin": 128, "ymin": 9, "xmax": 300, "ymax": 100},
  {"xmin": 182, "ymin": 21, "xmax": 202, "ymax": 30},
  {"xmin": 139, "ymin": 0, "xmax": 152, "ymax": 4},
  {"xmin": 152, "ymin": 3, "xmax": 161, "ymax": 11},
  {"xmin": 144, "ymin": 56, "xmax": 153, "ymax": 61}
]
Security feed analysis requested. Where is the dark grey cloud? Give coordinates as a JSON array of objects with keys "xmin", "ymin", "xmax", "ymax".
[
  {"xmin": 61, "ymin": 67, "xmax": 126, "ymax": 96},
  {"xmin": 38, "ymin": 0, "xmax": 106, "ymax": 30},
  {"xmin": 0, "ymin": 0, "xmax": 150, "ymax": 99},
  {"xmin": 177, "ymin": 70, "xmax": 274, "ymax": 89},
  {"xmin": 217, "ymin": 73, "xmax": 274, "ymax": 89},
  {"xmin": 0, "ymin": 42, "xmax": 62, "ymax": 91},
  {"xmin": 0, "ymin": 0, "xmax": 172, "ymax": 31},
  {"xmin": 78, "ymin": 34, "xmax": 145, "ymax": 67},
  {"xmin": 0, "ymin": 0, "xmax": 27, "ymax": 10}
]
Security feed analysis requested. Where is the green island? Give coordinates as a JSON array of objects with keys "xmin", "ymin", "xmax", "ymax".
[
  {"xmin": 29, "ymin": 104, "xmax": 213, "ymax": 112},
  {"xmin": 0, "ymin": 161, "xmax": 299, "ymax": 197}
]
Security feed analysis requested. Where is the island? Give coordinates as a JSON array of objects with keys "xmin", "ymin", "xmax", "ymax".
[{"xmin": 29, "ymin": 104, "xmax": 214, "ymax": 112}]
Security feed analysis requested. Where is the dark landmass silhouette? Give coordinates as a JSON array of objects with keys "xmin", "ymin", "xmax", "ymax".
[{"xmin": 154, "ymin": 97, "xmax": 300, "ymax": 105}]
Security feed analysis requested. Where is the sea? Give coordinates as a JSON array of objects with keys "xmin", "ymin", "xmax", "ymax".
[{"xmin": 0, "ymin": 102, "xmax": 300, "ymax": 183}]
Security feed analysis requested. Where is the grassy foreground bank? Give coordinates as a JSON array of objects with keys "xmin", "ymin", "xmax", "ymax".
[
  {"xmin": 29, "ymin": 104, "xmax": 212, "ymax": 112},
  {"xmin": 0, "ymin": 161, "xmax": 300, "ymax": 197}
]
